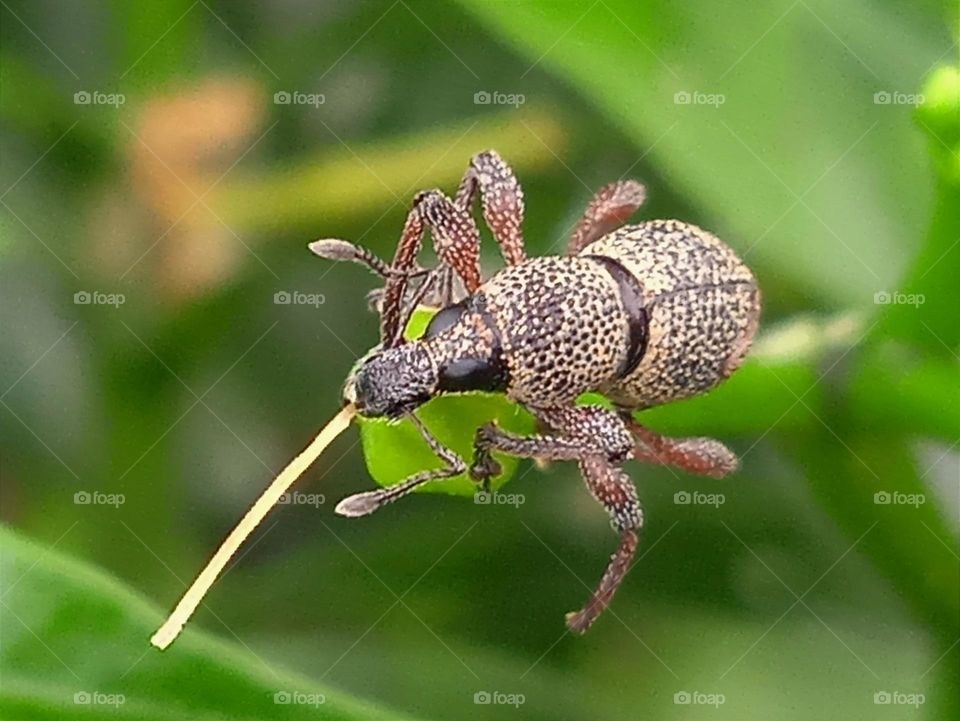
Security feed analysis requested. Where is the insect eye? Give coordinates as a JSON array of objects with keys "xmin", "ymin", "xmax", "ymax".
[{"xmin": 422, "ymin": 301, "xmax": 468, "ymax": 340}]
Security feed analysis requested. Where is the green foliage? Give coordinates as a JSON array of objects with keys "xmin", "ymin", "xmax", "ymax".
[
  {"xmin": 359, "ymin": 396, "xmax": 536, "ymax": 496},
  {"xmin": 1, "ymin": 2, "xmax": 958, "ymax": 720},
  {"xmin": 458, "ymin": 0, "xmax": 936, "ymax": 306},
  {"xmin": 0, "ymin": 525, "xmax": 417, "ymax": 721}
]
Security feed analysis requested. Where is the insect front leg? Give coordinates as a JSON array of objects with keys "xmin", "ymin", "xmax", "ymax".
[
  {"xmin": 568, "ymin": 179, "xmax": 646, "ymax": 254},
  {"xmin": 469, "ymin": 405, "xmax": 640, "ymax": 633},
  {"xmin": 379, "ymin": 190, "xmax": 485, "ymax": 346},
  {"xmin": 455, "ymin": 150, "xmax": 527, "ymax": 266},
  {"xmin": 622, "ymin": 415, "xmax": 739, "ymax": 478},
  {"xmin": 334, "ymin": 414, "xmax": 466, "ymax": 517}
]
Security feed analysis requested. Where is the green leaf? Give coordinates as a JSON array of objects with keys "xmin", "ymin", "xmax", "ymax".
[
  {"xmin": 358, "ymin": 394, "xmax": 536, "ymax": 496},
  {"xmin": 873, "ymin": 64, "xmax": 960, "ymax": 355},
  {"xmin": 783, "ymin": 428, "xmax": 960, "ymax": 647},
  {"xmin": 0, "ymin": 525, "xmax": 421, "ymax": 721}
]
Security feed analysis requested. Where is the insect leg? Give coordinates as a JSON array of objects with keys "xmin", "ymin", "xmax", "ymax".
[
  {"xmin": 470, "ymin": 405, "xmax": 634, "ymax": 480},
  {"xmin": 456, "ymin": 150, "xmax": 527, "ymax": 266},
  {"xmin": 568, "ymin": 180, "xmax": 646, "ymax": 254},
  {"xmin": 380, "ymin": 207, "xmax": 427, "ymax": 346},
  {"xmin": 381, "ymin": 189, "xmax": 482, "ymax": 346},
  {"xmin": 567, "ymin": 455, "xmax": 643, "ymax": 634},
  {"xmin": 622, "ymin": 415, "xmax": 739, "ymax": 478},
  {"xmin": 334, "ymin": 414, "xmax": 466, "ymax": 517},
  {"xmin": 470, "ymin": 405, "xmax": 640, "ymax": 632},
  {"xmin": 413, "ymin": 189, "xmax": 483, "ymax": 292}
]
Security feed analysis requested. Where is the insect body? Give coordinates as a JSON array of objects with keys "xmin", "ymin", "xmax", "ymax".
[{"xmin": 312, "ymin": 151, "xmax": 760, "ymax": 633}]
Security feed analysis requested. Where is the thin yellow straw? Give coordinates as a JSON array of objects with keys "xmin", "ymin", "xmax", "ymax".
[{"xmin": 150, "ymin": 405, "xmax": 356, "ymax": 650}]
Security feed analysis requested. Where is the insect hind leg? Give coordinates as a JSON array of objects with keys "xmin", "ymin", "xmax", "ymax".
[
  {"xmin": 623, "ymin": 414, "xmax": 739, "ymax": 478},
  {"xmin": 567, "ymin": 455, "xmax": 643, "ymax": 633}
]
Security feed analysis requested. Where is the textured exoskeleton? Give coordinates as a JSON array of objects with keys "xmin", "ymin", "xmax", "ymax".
[{"xmin": 311, "ymin": 150, "xmax": 760, "ymax": 633}]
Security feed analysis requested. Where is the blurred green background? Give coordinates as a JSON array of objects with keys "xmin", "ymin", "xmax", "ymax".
[{"xmin": 1, "ymin": 2, "xmax": 958, "ymax": 720}]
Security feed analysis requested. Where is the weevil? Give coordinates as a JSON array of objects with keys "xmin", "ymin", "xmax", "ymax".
[{"xmin": 310, "ymin": 150, "xmax": 761, "ymax": 633}]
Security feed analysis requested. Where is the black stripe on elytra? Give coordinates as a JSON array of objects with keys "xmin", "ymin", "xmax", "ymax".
[{"xmin": 586, "ymin": 254, "xmax": 649, "ymax": 379}]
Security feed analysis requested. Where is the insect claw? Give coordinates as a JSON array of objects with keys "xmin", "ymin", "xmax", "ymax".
[
  {"xmin": 334, "ymin": 490, "xmax": 385, "ymax": 517},
  {"xmin": 469, "ymin": 454, "xmax": 501, "ymax": 483}
]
